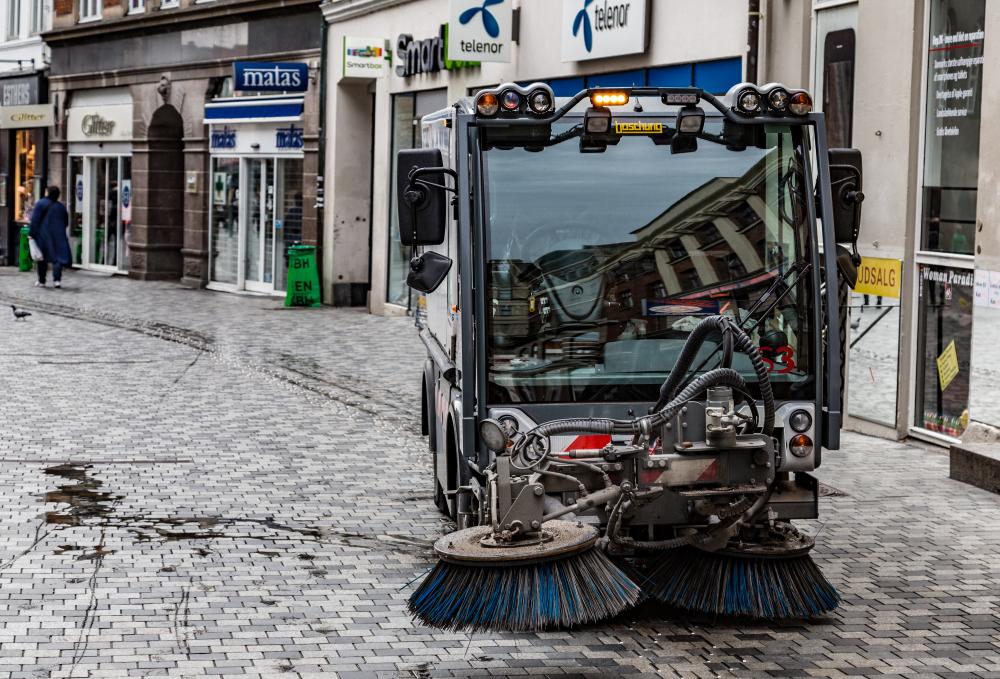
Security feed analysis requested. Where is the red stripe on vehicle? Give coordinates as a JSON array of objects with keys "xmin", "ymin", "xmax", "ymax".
[
  {"xmin": 697, "ymin": 460, "xmax": 719, "ymax": 482},
  {"xmin": 565, "ymin": 435, "xmax": 612, "ymax": 451}
]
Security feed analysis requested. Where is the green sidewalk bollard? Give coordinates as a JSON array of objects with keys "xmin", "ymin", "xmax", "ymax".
[
  {"xmin": 18, "ymin": 226, "xmax": 32, "ymax": 272},
  {"xmin": 284, "ymin": 244, "xmax": 321, "ymax": 308}
]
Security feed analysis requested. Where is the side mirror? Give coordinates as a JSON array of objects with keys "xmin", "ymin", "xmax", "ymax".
[
  {"xmin": 828, "ymin": 148, "xmax": 864, "ymax": 244},
  {"xmin": 396, "ymin": 148, "xmax": 447, "ymax": 246},
  {"xmin": 407, "ymin": 251, "xmax": 452, "ymax": 294}
]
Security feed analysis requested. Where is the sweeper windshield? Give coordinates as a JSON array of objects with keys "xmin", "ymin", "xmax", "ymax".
[{"xmin": 483, "ymin": 120, "xmax": 815, "ymax": 404}]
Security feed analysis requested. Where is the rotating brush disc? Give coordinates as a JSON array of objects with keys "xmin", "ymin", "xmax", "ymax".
[
  {"xmin": 408, "ymin": 520, "xmax": 641, "ymax": 632},
  {"xmin": 645, "ymin": 532, "xmax": 840, "ymax": 619}
]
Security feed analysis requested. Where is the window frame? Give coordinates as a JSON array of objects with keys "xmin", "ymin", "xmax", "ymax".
[
  {"xmin": 128, "ymin": 0, "xmax": 145, "ymax": 14},
  {"xmin": 79, "ymin": 0, "xmax": 102, "ymax": 21},
  {"xmin": 159, "ymin": 0, "xmax": 180, "ymax": 9},
  {"xmin": 7, "ymin": 0, "xmax": 22, "ymax": 39},
  {"xmin": 29, "ymin": 0, "xmax": 44, "ymax": 34}
]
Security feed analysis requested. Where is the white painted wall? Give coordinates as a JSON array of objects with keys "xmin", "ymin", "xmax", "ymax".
[{"xmin": 0, "ymin": 0, "xmax": 49, "ymax": 76}]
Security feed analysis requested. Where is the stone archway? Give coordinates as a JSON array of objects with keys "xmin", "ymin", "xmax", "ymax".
[{"xmin": 129, "ymin": 104, "xmax": 185, "ymax": 280}]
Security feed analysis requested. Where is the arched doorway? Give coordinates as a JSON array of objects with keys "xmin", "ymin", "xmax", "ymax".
[{"xmin": 130, "ymin": 104, "xmax": 184, "ymax": 279}]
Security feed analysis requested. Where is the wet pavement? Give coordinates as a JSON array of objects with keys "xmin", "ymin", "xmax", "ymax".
[{"xmin": 1, "ymin": 268, "xmax": 1000, "ymax": 678}]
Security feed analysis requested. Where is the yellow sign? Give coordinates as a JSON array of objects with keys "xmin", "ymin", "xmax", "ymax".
[
  {"xmin": 936, "ymin": 340, "xmax": 959, "ymax": 392},
  {"xmin": 614, "ymin": 121, "xmax": 664, "ymax": 135},
  {"xmin": 854, "ymin": 256, "xmax": 902, "ymax": 298}
]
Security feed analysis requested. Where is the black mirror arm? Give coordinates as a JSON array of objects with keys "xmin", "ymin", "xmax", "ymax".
[{"xmin": 407, "ymin": 166, "xmax": 459, "ymax": 194}]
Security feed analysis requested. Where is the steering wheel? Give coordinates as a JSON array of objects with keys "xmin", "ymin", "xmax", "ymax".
[{"xmin": 522, "ymin": 225, "xmax": 606, "ymax": 321}]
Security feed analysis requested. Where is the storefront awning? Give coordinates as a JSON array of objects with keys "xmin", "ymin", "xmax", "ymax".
[{"xmin": 204, "ymin": 96, "xmax": 304, "ymax": 124}]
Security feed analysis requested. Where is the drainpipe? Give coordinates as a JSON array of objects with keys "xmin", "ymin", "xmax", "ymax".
[
  {"xmin": 317, "ymin": 17, "xmax": 328, "ymax": 300},
  {"xmin": 746, "ymin": 0, "xmax": 761, "ymax": 83}
]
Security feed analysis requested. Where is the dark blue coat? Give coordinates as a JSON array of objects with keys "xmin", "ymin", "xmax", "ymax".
[{"xmin": 28, "ymin": 197, "xmax": 72, "ymax": 266}]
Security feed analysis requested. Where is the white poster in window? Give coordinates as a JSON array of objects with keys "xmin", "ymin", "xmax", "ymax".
[
  {"xmin": 121, "ymin": 179, "xmax": 132, "ymax": 223},
  {"xmin": 561, "ymin": 0, "xmax": 649, "ymax": 62},
  {"xmin": 448, "ymin": 0, "xmax": 512, "ymax": 63},
  {"xmin": 75, "ymin": 176, "xmax": 84, "ymax": 214}
]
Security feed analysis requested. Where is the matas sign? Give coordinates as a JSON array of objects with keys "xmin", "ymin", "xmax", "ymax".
[
  {"xmin": 233, "ymin": 62, "xmax": 309, "ymax": 92},
  {"xmin": 561, "ymin": 0, "xmax": 649, "ymax": 62}
]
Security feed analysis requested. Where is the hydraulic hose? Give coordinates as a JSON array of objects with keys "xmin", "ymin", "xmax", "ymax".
[
  {"xmin": 652, "ymin": 315, "xmax": 775, "ymax": 435},
  {"xmin": 520, "ymin": 368, "xmax": 749, "ymax": 444}
]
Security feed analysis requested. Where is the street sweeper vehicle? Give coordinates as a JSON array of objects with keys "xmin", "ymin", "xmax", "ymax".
[{"xmin": 396, "ymin": 81, "xmax": 865, "ymax": 631}]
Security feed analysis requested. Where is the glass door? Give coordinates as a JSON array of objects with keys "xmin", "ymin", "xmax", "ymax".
[
  {"xmin": 81, "ymin": 156, "xmax": 130, "ymax": 272},
  {"xmin": 243, "ymin": 158, "xmax": 276, "ymax": 293}
]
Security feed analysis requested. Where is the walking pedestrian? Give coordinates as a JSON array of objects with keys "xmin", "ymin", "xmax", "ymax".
[{"xmin": 28, "ymin": 186, "xmax": 71, "ymax": 289}]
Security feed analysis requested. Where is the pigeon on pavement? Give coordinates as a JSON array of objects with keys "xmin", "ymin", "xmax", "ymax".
[{"xmin": 10, "ymin": 305, "xmax": 31, "ymax": 321}]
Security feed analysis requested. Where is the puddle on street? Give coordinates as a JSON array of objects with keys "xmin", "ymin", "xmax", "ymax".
[
  {"xmin": 39, "ymin": 463, "xmax": 436, "ymax": 560},
  {"xmin": 43, "ymin": 464, "xmax": 121, "ymax": 526}
]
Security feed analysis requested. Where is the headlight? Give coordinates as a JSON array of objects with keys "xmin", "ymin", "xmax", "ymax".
[
  {"xmin": 591, "ymin": 91, "xmax": 629, "ymax": 107},
  {"xmin": 788, "ymin": 409, "xmax": 812, "ymax": 433},
  {"xmin": 676, "ymin": 105, "xmax": 705, "ymax": 134},
  {"xmin": 767, "ymin": 87, "xmax": 789, "ymax": 112},
  {"xmin": 736, "ymin": 88, "xmax": 762, "ymax": 114},
  {"xmin": 501, "ymin": 89, "xmax": 521, "ymax": 112},
  {"xmin": 789, "ymin": 91, "xmax": 813, "ymax": 116},
  {"xmin": 789, "ymin": 434, "xmax": 813, "ymax": 458},
  {"xmin": 476, "ymin": 92, "xmax": 499, "ymax": 117},
  {"xmin": 527, "ymin": 89, "xmax": 553, "ymax": 115}
]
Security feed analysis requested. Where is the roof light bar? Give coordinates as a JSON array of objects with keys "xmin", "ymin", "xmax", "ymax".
[
  {"xmin": 473, "ymin": 82, "xmax": 556, "ymax": 118},
  {"xmin": 725, "ymin": 82, "xmax": 813, "ymax": 117}
]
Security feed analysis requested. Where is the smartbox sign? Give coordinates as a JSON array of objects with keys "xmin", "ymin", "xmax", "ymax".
[
  {"xmin": 344, "ymin": 36, "xmax": 388, "ymax": 78},
  {"xmin": 234, "ymin": 62, "xmax": 309, "ymax": 92},
  {"xmin": 448, "ymin": 0, "xmax": 512, "ymax": 63},
  {"xmin": 561, "ymin": 0, "xmax": 649, "ymax": 62}
]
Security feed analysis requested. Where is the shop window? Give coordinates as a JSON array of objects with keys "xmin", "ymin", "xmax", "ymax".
[
  {"xmin": 13, "ymin": 130, "xmax": 40, "ymax": 226},
  {"xmin": 920, "ymin": 0, "xmax": 984, "ymax": 255},
  {"xmin": 210, "ymin": 157, "xmax": 240, "ymax": 285},
  {"xmin": 915, "ymin": 264, "xmax": 973, "ymax": 436},
  {"xmin": 387, "ymin": 88, "xmax": 447, "ymax": 308},
  {"xmin": 79, "ymin": 0, "xmax": 102, "ymax": 21},
  {"xmin": 7, "ymin": 0, "xmax": 21, "ymax": 38}
]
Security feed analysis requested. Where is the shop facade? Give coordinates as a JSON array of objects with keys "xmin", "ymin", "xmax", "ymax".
[
  {"xmin": 46, "ymin": 0, "xmax": 322, "ymax": 290},
  {"xmin": 321, "ymin": 0, "xmax": 813, "ymax": 313},
  {"xmin": 0, "ymin": 71, "xmax": 52, "ymax": 267},
  {"xmin": 809, "ymin": 0, "xmax": 1000, "ymax": 445}
]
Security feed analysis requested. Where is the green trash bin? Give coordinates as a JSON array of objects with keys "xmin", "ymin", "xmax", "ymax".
[
  {"xmin": 18, "ymin": 226, "xmax": 32, "ymax": 272},
  {"xmin": 284, "ymin": 244, "xmax": 321, "ymax": 308}
]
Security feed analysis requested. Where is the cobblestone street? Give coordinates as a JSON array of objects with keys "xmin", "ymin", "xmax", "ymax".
[{"xmin": 1, "ymin": 269, "xmax": 1000, "ymax": 679}]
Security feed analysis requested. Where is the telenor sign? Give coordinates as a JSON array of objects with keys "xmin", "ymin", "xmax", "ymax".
[
  {"xmin": 234, "ymin": 61, "xmax": 309, "ymax": 92},
  {"xmin": 448, "ymin": 0, "xmax": 513, "ymax": 63}
]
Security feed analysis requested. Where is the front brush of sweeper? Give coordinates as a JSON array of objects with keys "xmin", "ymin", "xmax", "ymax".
[
  {"xmin": 645, "ymin": 522, "xmax": 840, "ymax": 619},
  {"xmin": 408, "ymin": 520, "xmax": 641, "ymax": 632}
]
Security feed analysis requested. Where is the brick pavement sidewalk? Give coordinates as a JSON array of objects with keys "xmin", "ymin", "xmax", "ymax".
[{"xmin": 0, "ymin": 268, "xmax": 998, "ymax": 679}]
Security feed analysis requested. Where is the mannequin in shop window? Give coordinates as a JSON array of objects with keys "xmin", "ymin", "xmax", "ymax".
[{"xmin": 28, "ymin": 187, "xmax": 72, "ymax": 289}]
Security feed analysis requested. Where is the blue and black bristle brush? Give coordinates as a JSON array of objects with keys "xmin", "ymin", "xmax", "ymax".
[
  {"xmin": 408, "ymin": 521, "xmax": 642, "ymax": 632},
  {"xmin": 644, "ymin": 547, "xmax": 840, "ymax": 619}
]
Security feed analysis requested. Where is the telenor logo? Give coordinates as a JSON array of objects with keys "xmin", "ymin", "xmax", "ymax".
[
  {"xmin": 572, "ymin": 0, "xmax": 594, "ymax": 52},
  {"xmin": 459, "ymin": 0, "xmax": 504, "ymax": 38}
]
